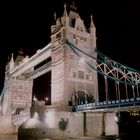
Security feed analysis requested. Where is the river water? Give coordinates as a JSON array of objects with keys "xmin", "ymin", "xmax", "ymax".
[
  {"xmin": 0, "ymin": 134, "xmax": 139, "ymax": 140},
  {"xmin": 0, "ymin": 135, "xmax": 17, "ymax": 140}
]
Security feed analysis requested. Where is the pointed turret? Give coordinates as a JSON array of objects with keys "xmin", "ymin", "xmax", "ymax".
[
  {"xmin": 90, "ymin": 15, "xmax": 96, "ymax": 36},
  {"xmin": 61, "ymin": 3, "xmax": 69, "ymax": 27},
  {"xmin": 52, "ymin": 12, "xmax": 57, "ymax": 25},
  {"xmin": 63, "ymin": 3, "xmax": 68, "ymax": 17},
  {"xmin": 54, "ymin": 12, "xmax": 56, "ymax": 21},
  {"xmin": 14, "ymin": 49, "xmax": 25, "ymax": 66},
  {"xmin": 90, "ymin": 15, "xmax": 95, "ymax": 28},
  {"xmin": 9, "ymin": 53, "xmax": 14, "ymax": 71}
]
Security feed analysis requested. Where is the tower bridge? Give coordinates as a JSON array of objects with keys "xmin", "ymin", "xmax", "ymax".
[{"xmin": 0, "ymin": 3, "xmax": 140, "ymax": 139}]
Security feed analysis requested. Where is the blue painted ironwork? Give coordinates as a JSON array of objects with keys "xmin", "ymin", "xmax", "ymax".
[
  {"xmin": 66, "ymin": 40, "xmax": 140, "ymax": 87},
  {"xmin": 66, "ymin": 40, "xmax": 140, "ymax": 111},
  {"xmin": 74, "ymin": 97, "xmax": 140, "ymax": 112}
]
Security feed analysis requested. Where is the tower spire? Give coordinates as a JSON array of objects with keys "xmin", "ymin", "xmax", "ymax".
[
  {"xmin": 10, "ymin": 53, "xmax": 14, "ymax": 62},
  {"xmin": 90, "ymin": 15, "xmax": 96, "ymax": 36},
  {"xmin": 9, "ymin": 53, "xmax": 14, "ymax": 71},
  {"xmin": 90, "ymin": 15, "xmax": 95, "ymax": 28},
  {"xmin": 63, "ymin": 3, "xmax": 68, "ymax": 17},
  {"xmin": 61, "ymin": 3, "xmax": 69, "ymax": 27},
  {"xmin": 54, "ymin": 12, "xmax": 57, "ymax": 21}
]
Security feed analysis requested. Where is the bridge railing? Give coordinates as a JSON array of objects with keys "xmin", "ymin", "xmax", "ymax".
[
  {"xmin": 74, "ymin": 97, "xmax": 140, "ymax": 112},
  {"xmin": 9, "ymin": 43, "xmax": 51, "ymax": 77},
  {"xmin": 26, "ymin": 61, "xmax": 51, "ymax": 79},
  {"xmin": 12, "ymin": 113, "xmax": 30, "ymax": 125}
]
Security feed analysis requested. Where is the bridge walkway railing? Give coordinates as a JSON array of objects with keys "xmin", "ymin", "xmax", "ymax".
[
  {"xmin": 12, "ymin": 113, "xmax": 30, "ymax": 125},
  {"xmin": 74, "ymin": 97, "xmax": 140, "ymax": 112},
  {"xmin": 26, "ymin": 61, "xmax": 51, "ymax": 79}
]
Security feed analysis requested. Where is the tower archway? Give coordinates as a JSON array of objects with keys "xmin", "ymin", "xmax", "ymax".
[{"xmin": 71, "ymin": 90, "xmax": 89, "ymax": 106}]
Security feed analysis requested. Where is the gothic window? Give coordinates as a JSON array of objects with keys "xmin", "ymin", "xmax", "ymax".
[
  {"xmin": 76, "ymin": 26, "xmax": 79, "ymax": 31},
  {"xmin": 56, "ymin": 32, "xmax": 62, "ymax": 41},
  {"xmin": 70, "ymin": 19, "xmax": 76, "ymax": 27},
  {"xmin": 73, "ymin": 34, "xmax": 76, "ymax": 39},
  {"xmin": 76, "ymin": 39, "xmax": 78, "ymax": 45},
  {"xmin": 73, "ymin": 72, "xmax": 76, "ymax": 78},
  {"xmin": 25, "ymin": 86, "xmax": 28, "ymax": 91},
  {"xmin": 80, "ymin": 36, "xmax": 83, "ymax": 40},
  {"xmin": 86, "ymin": 74, "xmax": 89, "ymax": 80},
  {"xmin": 19, "ymin": 84, "xmax": 23, "ymax": 89},
  {"xmin": 58, "ymin": 33, "xmax": 61, "ymax": 38},
  {"xmin": 84, "ymin": 38, "xmax": 87, "ymax": 42},
  {"xmin": 78, "ymin": 71, "xmax": 84, "ymax": 79},
  {"xmin": 70, "ymin": 53, "xmax": 73, "ymax": 59}
]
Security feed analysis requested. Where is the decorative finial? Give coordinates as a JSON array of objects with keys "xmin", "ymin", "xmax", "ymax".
[
  {"xmin": 70, "ymin": 1, "xmax": 77, "ymax": 11},
  {"xmin": 91, "ymin": 14, "xmax": 93, "ymax": 20},
  {"xmin": 9, "ymin": 52, "xmax": 14, "ymax": 70},
  {"xmin": 11, "ymin": 53, "xmax": 13, "ymax": 58},
  {"xmin": 64, "ymin": 3, "xmax": 66, "ymax": 9},
  {"xmin": 63, "ymin": 3, "xmax": 68, "ymax": 17},
  {"xmin": 90, "ymin": 14, "xmax": 95, "ymax": 27},
  {"xmin": 18, "ymin": 48, "xmax": 24, "ymax": 55},
  {"xmin": 54, "ymin": 12, "xmax": 56, "ymax": 21},
  {"xmin": 10, "ymin": 53, "xmax": 14, "ymax": 62}
]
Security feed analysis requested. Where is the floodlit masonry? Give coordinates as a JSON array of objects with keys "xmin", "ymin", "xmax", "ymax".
[{"xmin": 0, "ymin": 3, "xmax": 140, "ymax": 139}]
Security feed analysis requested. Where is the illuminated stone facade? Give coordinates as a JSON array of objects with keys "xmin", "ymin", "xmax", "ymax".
[
  {"xmin": 2, "ymin": 52, "xmax": 33, "ymax": 117},
  {"xmin": 51, "ymin": 5, "xmax": 98, "ymax": 106}
]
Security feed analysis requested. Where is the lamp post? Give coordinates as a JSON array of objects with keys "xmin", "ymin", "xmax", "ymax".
[
  {"xmin": 45, "ymin": 97, "xmax": 48, "ymax": 106},
  {"xmin": 33, "ymin": 96, "xmax": 37, "ymax": 106},
  {"xmin": 33, "ymin": 96, "xmax": 37, "ymax": 101}
]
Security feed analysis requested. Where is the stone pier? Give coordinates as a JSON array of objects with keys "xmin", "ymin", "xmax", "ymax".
[{"xmin": 18, "ymin": 104, "xmax": 118, "ymax": 140}]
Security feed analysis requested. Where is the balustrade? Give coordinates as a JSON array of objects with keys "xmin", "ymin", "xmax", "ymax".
[{"xmin": 12, "ymin": 114, "xmax": 30, "ymax": 125}]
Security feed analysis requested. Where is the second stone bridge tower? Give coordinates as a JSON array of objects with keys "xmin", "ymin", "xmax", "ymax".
[{"xmin": 51, "ymin": 4, "xmax": 98, "ymax": 106}]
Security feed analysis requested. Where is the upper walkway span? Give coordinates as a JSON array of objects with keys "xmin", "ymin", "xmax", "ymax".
[
  {"xmin": 9, "ymin": 43, "xmax": 51, "ymax": 78},
  {"xmin": 26, "ymin": 61, "xmax": 51, "ymax": 80}
]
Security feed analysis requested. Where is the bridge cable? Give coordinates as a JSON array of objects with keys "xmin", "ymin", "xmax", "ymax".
[{"xmin": 66, "ymin": 40, "xmax": 140, "ymax": 88}]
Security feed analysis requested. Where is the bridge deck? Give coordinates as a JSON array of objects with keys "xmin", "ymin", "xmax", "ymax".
[{"xmin": 74, "ymin": 97, "xmax": 140, "ymax": 112}]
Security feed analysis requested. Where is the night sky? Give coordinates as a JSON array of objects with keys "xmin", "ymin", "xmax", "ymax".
[{"xmin": 0, "ymin": 1, "xmax": 140, "ymax": 95}]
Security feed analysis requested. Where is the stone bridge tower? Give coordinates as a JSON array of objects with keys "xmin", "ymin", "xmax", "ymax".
[
  {"xmin": 1, "ymin": 51, "xmax": 33, "ymax": 118},
  {"xmin": 51, "ymin": 4, "xmax": 98, "ymax": 106}
]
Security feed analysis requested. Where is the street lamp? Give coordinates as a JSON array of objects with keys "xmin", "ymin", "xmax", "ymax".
[
  {"xmin": 45, "ymin": 97, "xmax": 49, "ymax": 106},
  {"xmin": 32, "ymin": 96, "xmax": 37, "ymax": 107},
  {"xmin": 33, "ymin": 96, "xmax": 37, "ymax": 101}
]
